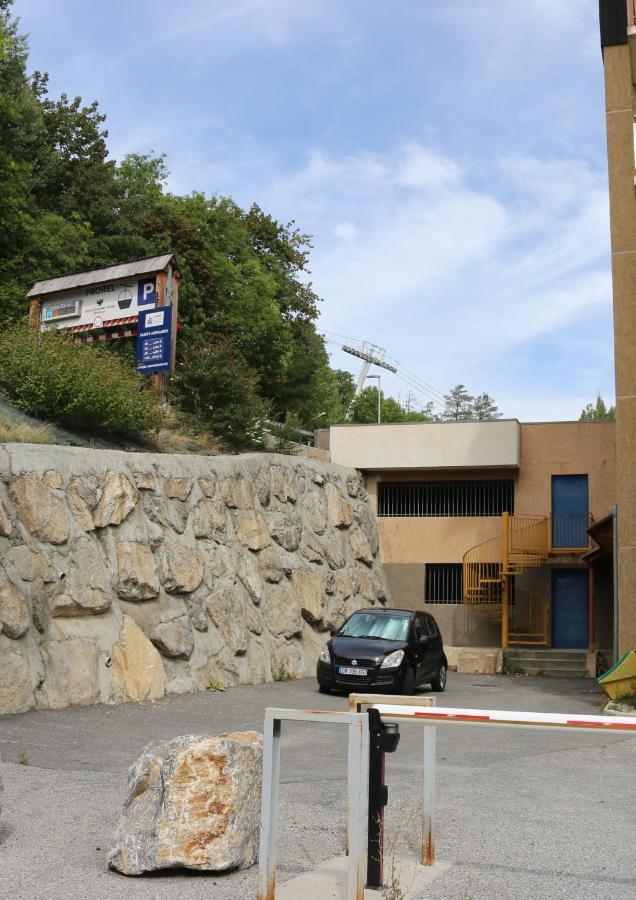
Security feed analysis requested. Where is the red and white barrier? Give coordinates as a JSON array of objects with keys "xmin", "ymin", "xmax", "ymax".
[{"xmin": 372, "ymin": 703, "xmax": 636, "ymax": 733}]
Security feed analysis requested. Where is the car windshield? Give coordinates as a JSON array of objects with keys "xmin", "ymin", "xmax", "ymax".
[{"xmin": 337, "ymin": 612, "xmax": 409, "ymax": 642}]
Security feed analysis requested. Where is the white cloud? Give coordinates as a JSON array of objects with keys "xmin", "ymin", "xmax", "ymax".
[
  {"xmin": 333, "ymin": 222, "xmax": 359, "ymax": 240},
  {"xmin": 247, "ymin": 141, "xmax": 612, "ymax": 419}
]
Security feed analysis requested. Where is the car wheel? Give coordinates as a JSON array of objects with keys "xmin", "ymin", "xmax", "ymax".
[
  {"xmin": 431, "ymin": 664, "xmax": 447, "ymax": 692},
  {"xmin": 318, "ymin": 685, "xmax": 331, "ymax": 694},
  {"xmin": 401, "ymin": 667, "xmax": 416, "ymax": 695}
]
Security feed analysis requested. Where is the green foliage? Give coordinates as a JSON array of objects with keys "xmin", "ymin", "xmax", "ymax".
[
  {"xmin": 171, "ymin": 335, "xmax": 268, "ymax": 451},
  {"xmin": 333, "ymin": 369, "xmax": 356, "ymax": 414},
  {"xmin": 350, "ymin": 387, "xmax": 432, "ymax": 424},
  {"xmin": 267, "ymin": 412, "xmax": 305, "ymax": 455},
  {"xmin": 580, "ymin": 394, "xmax": 615, "ymax": 421},
  {"xmin": 0, "ymin": 4, "xmax": 395, "ymax": 447},
  {"xmin": 441, "ymin": 384, "xmax": 502, "ymax": 421},
  {"xmin": 0, "ymin": 3, "xmax": 349, "ymax": 447},
  {"xmin": 0, "ymin": 324, "xmax": 162, "ymax": 437},
  {"xmin": 273, "ymin": 663, "xmax": 293, "ymax": 682},
  {"xmin": 472, "ymin": 392, "xmax": 502, "ymax": 421},
  {"xmin": 441, "ymin": 384, "xmax": 474, "ymax": 420}
]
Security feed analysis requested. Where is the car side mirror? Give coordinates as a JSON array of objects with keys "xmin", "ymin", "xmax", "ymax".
[{"xmin": 329, "ymin": 630, "xmax": 335, "ymax": 637}]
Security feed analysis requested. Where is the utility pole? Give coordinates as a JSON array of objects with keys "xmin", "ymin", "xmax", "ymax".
[{"xmin": 342, "ymin": 341, "xmax": 397, "ymax": 418}]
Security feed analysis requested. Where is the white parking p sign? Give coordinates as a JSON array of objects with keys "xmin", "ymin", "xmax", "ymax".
[{"xmin": 137, "ymin": 278, "xmax": 156, "ymax": 306}]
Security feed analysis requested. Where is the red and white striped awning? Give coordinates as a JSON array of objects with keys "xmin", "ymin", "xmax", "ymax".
[
  {"xmin": 74, "ymin": 328, "xmax": 137, "ymax": 345},
  {"xmin": 67, "ymin": 315, "xmax": 138, "ymax": 334}
]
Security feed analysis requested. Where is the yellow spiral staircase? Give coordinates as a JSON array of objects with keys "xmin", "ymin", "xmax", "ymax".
[{"xmin": 462, "ymin": 513, "xmax": 553, "ymax": 647}]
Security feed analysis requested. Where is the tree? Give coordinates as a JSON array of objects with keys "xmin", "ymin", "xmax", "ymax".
[
  {"xmin": 333, "ymin": 369, "xmax": 356, "ymax": 416},
  {"xmin": 0, "ymin": 5, "xmax": 103, "ymax": 323},
  {"xmin": 403, "ymin": 403, "xmax": 434, "ymax": 421},
  {"xmin": 350, "ymin": 387, "xmax": 432, "ymax": 424},
  {"xmin": 472, "ymin": 392, "xmax": 502, "ymax": 420},
  {"xmin": 580, "ymin": 394, "xmax": 615, "ymax": 421},
  {"xmin": 0, "ymin": 3, "xmax": 362, "ymax": 447},
  {"xmin": 171, "ymin": 335, "xmax": 268, "ymax": 451},
  {"xmin": 441, "ymin": 384, "xmax": 474, "ymax": 420}
]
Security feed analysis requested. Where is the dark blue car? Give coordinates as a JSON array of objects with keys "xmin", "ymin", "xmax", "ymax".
[{"xmin": 317, "ymin": 607, "xmax": 447, "ymax": 695}]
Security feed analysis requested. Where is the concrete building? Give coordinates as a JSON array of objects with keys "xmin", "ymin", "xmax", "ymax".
[
  {"xmin": 599, "ymin": 0, "xmax": 636, "ymax": 657},
  {"xmin": 318, "ymin": 420, "xmax": 617, "ymax": 668}
]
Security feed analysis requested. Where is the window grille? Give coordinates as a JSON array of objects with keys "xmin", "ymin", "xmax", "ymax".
[
  {"xmin": 425, "ymin": 564, "xmax": 463, "ymax": 605},
  {"xmin": 378, "ymin": 480, "xmax": 514, "ymax": 517}
]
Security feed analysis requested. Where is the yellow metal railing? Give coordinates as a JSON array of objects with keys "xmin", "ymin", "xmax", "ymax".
[
  {"xmin": 462, "ymin": 513, "xmax": 594, "ymax": 647},
  {"xmin": 463, "ymin": 514, "xmax": 551, "ymax": 648},
  {"xmin": 462, "ymin": 515, "xmax": 549, "ymax": 601},
  {"xmin": 508, "ymin": 589, "xmax": 550, "ymax": 647}
]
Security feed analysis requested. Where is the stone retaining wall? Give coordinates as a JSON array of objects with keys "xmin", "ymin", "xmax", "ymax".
[{"xmin": 0, "ymin": 444, "xmax": 389, "ymax": 714}]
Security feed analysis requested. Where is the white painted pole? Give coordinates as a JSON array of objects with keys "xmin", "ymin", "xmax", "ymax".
[
  {"xmin": 347, "ymin": 718, "xmax": 369, "ymax": 900},
  {"xmin": 258, "ymin": 712, "xmax": 281, "ymax": 899},
  {"xmin": 422, "ymin": 725, "xmax": 436, "ymax": 866}
]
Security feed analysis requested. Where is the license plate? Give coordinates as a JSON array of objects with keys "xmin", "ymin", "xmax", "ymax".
[{"xmin": 338, "ymin": 666, "xmax": 368, "ymax": 676}]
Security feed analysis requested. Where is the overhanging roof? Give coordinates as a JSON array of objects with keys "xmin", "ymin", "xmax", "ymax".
[
  {"xmin": 27, "ymin": 254, "xmax": 178, "ymax": 298},
  {"xmin": 584, "ymin": 512, "xmax": 614, "ymax": 563}
]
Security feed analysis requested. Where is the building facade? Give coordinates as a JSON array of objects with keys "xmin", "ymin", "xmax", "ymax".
[
  {"xmin": 319, "ymin": 420, "xmax": 616, "ymax": 660},
  {"xmin": 600, "ymin": 0, "xmax": 636, "ymax": 657}
]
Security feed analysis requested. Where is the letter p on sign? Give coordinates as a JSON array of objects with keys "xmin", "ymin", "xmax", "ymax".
[{"xmin": 138, "ymin": 277, "xmax": 156, "ymax": 306}]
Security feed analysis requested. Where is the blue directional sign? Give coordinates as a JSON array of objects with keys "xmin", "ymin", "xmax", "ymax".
[
  {"xmin": 136, "ymin": 306, "xmax": 173, "ymax": 373},
  {"xmin": 137, "ymin": 276, "xmax": 156, "ymax": 306}
]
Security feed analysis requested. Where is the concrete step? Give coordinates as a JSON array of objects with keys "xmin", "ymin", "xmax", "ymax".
[
  {"xmin": 503, "ymin": 648, "xmax": 590, "ymax": 678},
  {"xmin": 511, "ymin": 658, "xmax": 586, "ymax": 671},
  {"xmin": 507, "ymin": 649, "xmax": 587, "ymax": 660},
  {"xmin": 513, "ymin": 666, "xmax": 589, "ymax": 678}
]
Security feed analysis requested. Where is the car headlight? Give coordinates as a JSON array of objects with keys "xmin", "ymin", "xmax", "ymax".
[
  {"xmin": 319, "ymin": 646, "xmax": 331, "ymax": 663},
  {"xmin": 380, "ymin": 649, "xmax": 404, "ymax": 669}
]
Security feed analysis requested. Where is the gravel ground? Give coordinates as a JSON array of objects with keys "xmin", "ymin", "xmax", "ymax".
[{"xmin": 1, "ymin": 673, "xmax": 635, "ymax": 899}]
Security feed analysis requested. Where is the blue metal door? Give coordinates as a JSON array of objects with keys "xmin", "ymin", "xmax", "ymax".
[
  {"xmin": 551, "ymin": 569, "xmax": 588, "ymax": 649},
  {"xmin": 552, "ymin": 475, "xmax": 589, "ymax": 548}
]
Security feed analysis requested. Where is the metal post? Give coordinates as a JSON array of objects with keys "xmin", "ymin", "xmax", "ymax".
[
  {"xmin": 347, "ymin": 718, "xmax": 370, "ymax": 900},
  {"xmin": 258, "ymin": 713, "xmax": 281, "ymax": 900},
  {"xmin": 367, "ymin": 710, "xmax": 386, "ymax": 888},
  {"xmin": 501, "ymin": 511, "xmax": 510, "ymax": 649},
  {"xmin": 612, "ymin": 504, "xmax": 619, "ymax": 662},
  {"xmin": 422, "ymin": 725, "xmax": 436, "ymax": 866}
]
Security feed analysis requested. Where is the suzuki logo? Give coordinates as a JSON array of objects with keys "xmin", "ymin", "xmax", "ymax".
[{"xmin": 351, "ymin": 659, "xmax": 357, "ymax": 666}]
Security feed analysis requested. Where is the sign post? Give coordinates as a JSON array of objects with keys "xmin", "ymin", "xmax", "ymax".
[
  {"xmin": 136, "ymin": 307, "xmax": 173, "ymax": 375},
  {"xmin": 27, "ymin": 254, "xmax": 180, "ymax": 397}
]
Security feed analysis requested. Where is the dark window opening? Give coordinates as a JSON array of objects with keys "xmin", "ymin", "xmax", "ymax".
[
  {"xmin": 425, "ymin": 564, "xmax": 463, "ymax": 605},
  {"xmin": 378, "ymin": 480, "xmax": 514, "ymax": 517}
]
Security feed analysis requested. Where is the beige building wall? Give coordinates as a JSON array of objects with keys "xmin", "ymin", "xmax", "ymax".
[
  {"xmin": 369, "ymin": 422, "xmax": 615, "ymax": 645},
  {"xmin": 516, "ymin": 422, "xmax": 616, "ymax": 519},
  {"xmin": 601, "ymin": 18, "xmax": 636, "ymax": 654},
  {"xmin": 328, "ymin": 419, "xmax": 519, "ymax": 470}
]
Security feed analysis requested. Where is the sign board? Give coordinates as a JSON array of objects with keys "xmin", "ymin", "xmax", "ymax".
[
  {"xmin": 136, "ymin": 306, "xmax": 173, "ymax": 373},
  {"xmin": 40, "ymin": 276, "xmax": 157, "ymax": 331}
]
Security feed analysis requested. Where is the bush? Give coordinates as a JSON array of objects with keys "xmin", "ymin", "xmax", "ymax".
[
  {"xmin": 0, "ymin": 324, "xmax": 162, "ymax": 438},
  {"xmin": 171, "ymin": 335, "xmax": 268, "ymax": 451}
]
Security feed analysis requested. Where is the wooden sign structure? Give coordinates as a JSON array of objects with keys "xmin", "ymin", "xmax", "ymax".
[{"xmin": 27, "ymin": 254, "xmax": 180, "ymax": 393}]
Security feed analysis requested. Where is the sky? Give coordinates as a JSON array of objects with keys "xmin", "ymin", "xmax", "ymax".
[{"xmin": 14, "ymin": 0, "xmax": 615, "ymax": 421}]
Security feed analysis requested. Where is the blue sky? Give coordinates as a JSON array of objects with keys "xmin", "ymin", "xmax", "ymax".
[{"xmin": 15, "ymin": 0, "xmax": 614, "ymax": 420}]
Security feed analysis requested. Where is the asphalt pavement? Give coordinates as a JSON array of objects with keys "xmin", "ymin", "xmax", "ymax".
[{"xmin": 1, "ymin": 672, "xmax": 635, "ymax": 900}]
